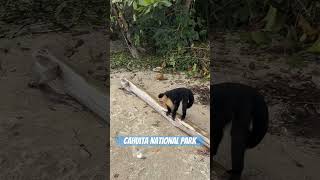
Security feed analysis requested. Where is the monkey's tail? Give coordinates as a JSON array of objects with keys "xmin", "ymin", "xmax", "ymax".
[
  {"xmin": 247, "ymin": 94, "xmax": 269, "ymax": 149},
  {"xmin": 187, "ymin": 93, "xmax": 194, "ymax": 108}
]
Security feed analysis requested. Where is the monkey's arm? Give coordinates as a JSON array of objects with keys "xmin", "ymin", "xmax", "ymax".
[
  {"xmin": 171, "ymin": 102, "xmax": 180, "ymax": 120},
  {"xmin": 166, "ymin": 105, "xmax": 172, "ymax": 116}
]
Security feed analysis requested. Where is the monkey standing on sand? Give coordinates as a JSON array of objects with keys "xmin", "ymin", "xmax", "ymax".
[{"xmin": 158, "ymin": 88, "xmax": 194, "ymax": 120}]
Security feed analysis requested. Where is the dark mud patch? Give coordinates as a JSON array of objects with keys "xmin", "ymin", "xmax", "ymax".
[
  {"xmin": 189, "ymin": 85, "xmax": 210, "ymax": 105},
  {"xmin": 256, "ymin": 73, "xmax": 320, "ymax": 139}
]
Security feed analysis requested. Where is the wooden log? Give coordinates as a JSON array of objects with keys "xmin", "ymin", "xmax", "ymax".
[
  {"xmin": 120, "ymin": 78, "xmax": 210, "ymax": 148},
  {"xmin": 32, "ymin": 49, "xmax": 108, "ymax": 123},
  {"xmin": 31, "ymin": 54, "xmax": 60, "ymax": 85}
]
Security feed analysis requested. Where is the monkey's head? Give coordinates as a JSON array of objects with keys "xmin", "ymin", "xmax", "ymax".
[
  {"xmin": 158, "ymin": 93, "xmax": 168, "ymax": 105},
  {"xmin": 158, "ymin": 93, "xmax": 173, "ymax": 108}
]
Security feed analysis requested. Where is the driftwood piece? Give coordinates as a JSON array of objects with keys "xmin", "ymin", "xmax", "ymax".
[
  {"xmin": 32, "ymin": 49, "xmax": 108, "ymax": 123},
  {"xmin": 31, "ymin": 55, "xmax": 60, "ymax": 85},
  {"xmin": 120, "ymin": 78, "xmax": 210, "ymax": 148}
]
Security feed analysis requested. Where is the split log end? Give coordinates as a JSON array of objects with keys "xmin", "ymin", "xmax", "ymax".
[{"xmin": 120, "ymin": 78, "xmax": 131, "ymax": 92}]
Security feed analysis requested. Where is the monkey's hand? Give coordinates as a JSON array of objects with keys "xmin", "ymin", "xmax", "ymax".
[{"xmin": 171, "ymin": 115, "xmax": 176, "ymax": 121}]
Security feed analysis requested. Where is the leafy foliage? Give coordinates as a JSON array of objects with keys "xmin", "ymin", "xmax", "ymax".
[
  {"xmin": 0, "ymin": 0, "xmax": 107, "ymax": 27},
  {"xmin": 111, "ymin": 0, "xmax": 209, "ymax": 78},
  {"xmin": 209, "ymin": 0, "xmax": 267, "ymax": 30},
  {"xmin": 132, "ymin": 4, "xmax": 206, "ymax": 54},
  {"xmin": 112, "ymin": 0, "xmax": 206, "ymax": 55},
  {"xmin": 209, "ymin": 0, "xmax": 320, "ymax": 52}
]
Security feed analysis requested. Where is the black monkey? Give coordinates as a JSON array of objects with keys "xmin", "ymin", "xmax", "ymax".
[
  {"xmin": 211, "ymin": 83, "xmax": 268, "ymax": 180},
  {"xmin": 158, "ymin": 88, "xmax": 194, "ymax": 120}
]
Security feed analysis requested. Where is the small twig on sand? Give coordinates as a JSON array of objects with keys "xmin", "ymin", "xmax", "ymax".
[{"xmin": 72, "ymin": 128, "xmax": 92, "ymax": 158}]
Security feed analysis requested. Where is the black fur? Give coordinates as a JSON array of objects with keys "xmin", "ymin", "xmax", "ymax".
[
  {"xmin": 211, "ymin": 83, "xmax": 268, "ymax": 180},
  {"xmin": 158, "ymin": 88, "xmax": 194, "ymax": 120}
]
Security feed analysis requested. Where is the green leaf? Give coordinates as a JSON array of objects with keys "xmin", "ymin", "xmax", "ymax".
[
  {"xmin": 138, "ymin": 0, "xmax": 148, "ymax": 6},
  {"xmin": 264, "ymin": 5, "xmax": 277, "ymax": 31},
  {"xmin": 153, "ymin": 2, "xmax": 159, "ymax": 7},
  {"xmin": 55, "ymin": 2, "xmax": 67, "ymax": 21},
  {"xmin": 251, "ymin": 31, "xmax": 269, "ymax": 44},
  {"xmin": 192, "ymin": 63, "xmax": 197, "ymax": 72},
  {"xmin": 144, "ymin": 6, "xmax": 151, "ymax": 14},
  {"xmin": 133, "ymin": 1, "xmax": 138, "ymax": 9},
  {"xmin": 133, "ymin": 13, "xmax": 137, "ymax": 21},
  {"xmin": 128, "ymin": 0, "xmax": 134, "ymax": 6},
  {"xmin": 194, "ymin": 33, "xmax": 199, "ymax": 40},
  {"xmin": 161, "ymin": 0, "xmax": 172, "ymax": 7},
  {"xmin": 199, "ymin": 30, "xmax": 207, "ymax": 36},
  {"xmin": 299, "ymin": 33, "xmax": 307, "ymax": 42},
  {"xmin": 112, "ymin": 0, "xmax": 122, "ymax": 3},
  {"xmin": 307, "ymin": 38, "xmax": 320, "ymax": 53}
]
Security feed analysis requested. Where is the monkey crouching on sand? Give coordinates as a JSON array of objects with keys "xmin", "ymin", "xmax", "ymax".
[{"xmin": 158, "ymin": 88, "xmax": 194, "ymax": 120}]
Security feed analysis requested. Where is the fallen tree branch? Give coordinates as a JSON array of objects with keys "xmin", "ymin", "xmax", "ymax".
[
  {"xmin": 120, "ymin": 78, "xmax": 210, "ymax": 148},
  {"xmin": 32, "ymin": 49, "xmax": 108, "ymax": 123}
]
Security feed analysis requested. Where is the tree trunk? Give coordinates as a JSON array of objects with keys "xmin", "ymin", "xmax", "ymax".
[{"xmin": 111, "ymin": 4, "xmax": 139, "ymax": 58}]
